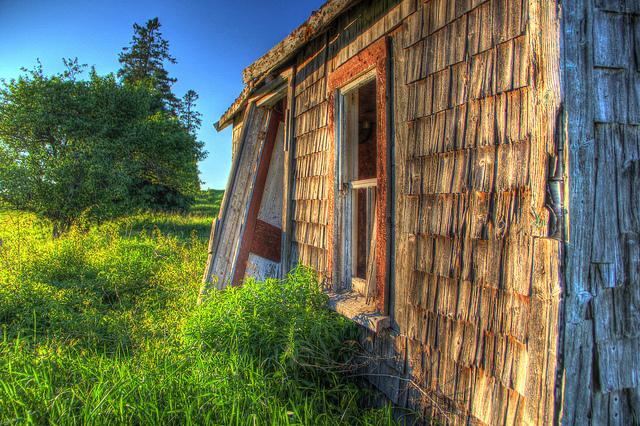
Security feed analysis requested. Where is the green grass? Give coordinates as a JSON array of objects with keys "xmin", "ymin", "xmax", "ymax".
[
  {"xmin": 0, "ymin": 199, "xmax": 401, "ymax": 425},
  {"xmin": 192, "ymin": 189, "xmax": 224, "ymax": 218}
]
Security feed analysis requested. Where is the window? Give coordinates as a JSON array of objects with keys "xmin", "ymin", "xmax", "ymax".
[
  {"xmin": 339, "ymin": 77, "xmax": 378, "ymax": 296},
  {"xmin": 328, "ymin": 37, "xmax": 390, "ymax": 317}
]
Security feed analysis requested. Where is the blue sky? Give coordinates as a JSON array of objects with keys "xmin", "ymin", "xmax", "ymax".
[{"xmin": 0, "ymin": 0, "xmax": 324, "ymax": 189}]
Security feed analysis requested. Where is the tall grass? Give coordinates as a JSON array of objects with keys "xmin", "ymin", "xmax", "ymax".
[{"xmin": 0, "ymin": 203, "xmax": 400, "ymax": 425}]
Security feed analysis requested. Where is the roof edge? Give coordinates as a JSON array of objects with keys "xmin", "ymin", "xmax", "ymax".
[
  {"xmin": 214, "ymin": 84, "xmax": 253, "ymax": 131},
  {"xmin": 217, "ymin": 0, "xmax": 360, "ymax": 131},
  {"xmin": 241, "ymin": 0, "xmax": 360, "ymax": 84}
]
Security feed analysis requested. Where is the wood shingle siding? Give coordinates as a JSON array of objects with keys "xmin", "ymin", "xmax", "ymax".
[
  {"xmin": 206, "ymin": 0, "xmax": 640, "ymax": 422},
  {"xmin": 360, "ymin": 0, "xmax": 561, "ymax": 422}
]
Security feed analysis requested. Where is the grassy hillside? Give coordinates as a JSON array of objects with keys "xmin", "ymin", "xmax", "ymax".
[{"xmin": 0, "ymin": 198, "xmax": 403, "ymax": 425}]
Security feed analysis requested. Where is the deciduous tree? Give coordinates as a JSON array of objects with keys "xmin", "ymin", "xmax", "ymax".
[{"xmin": 0, "ymin": 60, "xmax": 206, "ymax": 236}]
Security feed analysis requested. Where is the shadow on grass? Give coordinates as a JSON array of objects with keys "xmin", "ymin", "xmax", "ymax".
[
  {"xmin": 193, "ymin": 189, "xmax": 224, "ymax": 217},
  {"xmin": 113, "ymin": 190, "xmax": 224, "ymax": 243}
]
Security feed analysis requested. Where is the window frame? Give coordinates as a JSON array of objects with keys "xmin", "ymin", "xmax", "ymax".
[{"xmin": 327, "ymin": 37, "xmax": 390, "ymax": 315}]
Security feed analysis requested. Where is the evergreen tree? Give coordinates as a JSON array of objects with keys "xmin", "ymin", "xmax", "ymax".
[
  {"xmin": 179, "ymin": 90, "xmax": 202, "ymax": 136},
  {"xmin": 118, "ymin": 17, "xmax": 179, "ymax": 113},
  {"xmin": 117, "ymin": 18, "xmax": 206, "ymax": 210}
]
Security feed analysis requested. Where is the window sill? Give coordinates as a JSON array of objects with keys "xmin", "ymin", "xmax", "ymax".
[{"xmin": 324, "ymin": 290, "xmax": 390, "ymax": 333}]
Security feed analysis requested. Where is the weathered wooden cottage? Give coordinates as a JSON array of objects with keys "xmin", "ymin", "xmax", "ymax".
[{"xmin": 201, "ymin": 0, "xmax": 640, "ymax": 423}]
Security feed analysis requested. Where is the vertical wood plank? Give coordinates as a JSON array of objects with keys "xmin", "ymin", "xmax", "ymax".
[
  {"xmin": 230, "ymin": 111, "xmax": 285, "ymax": 286},
  {"xmin": 201, "ymin": 103, "xmax": 268, "ymax": 292}
]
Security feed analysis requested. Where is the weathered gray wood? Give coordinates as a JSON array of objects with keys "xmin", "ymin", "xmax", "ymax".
[
  {"xmin": 413, "ymin": 77, "xmax": 433, "ymax": 119},
  {"xmin": 294, "ymin": 199, "xmax": 330, "ymax": 225},
  {"xmin": 373, "ymin": 330, "xmax": 407, "ymax": 374},
  {"xmin": 558, "ymin": 320, "xmax": 594, "ymax": 425},
  {"xmin": 512, "ymin": 36, "xmax": 529, "ymax": 90},
  {"xmin": 328, "ymin": 1, "xmax": 405, "ymax": 71},
  {"xmin": 231, "ymin": 114, "xmax": 245, "ymax": 160},
  {"xmin": 592, "ymin": 389, "xmax": 637, "ymax": 425},
  {"xmin": 471, "ymin": 368, "xmax": 496, "ymax": 424},
  {"xmin": 384, "ymin": 0, "xmax": 416, "ymax": 35},
  {"xmin": 293, "ymin": 176, "xmax": 329, "ymax": 200},
  {"xmin": 629, "ymin": 73, "xmax": 640, "ymax": 126},
  {"xmin": 558, "ymin": 0, "xmax": 640, "ymax": 421},
  {"xmin": 527, "ymin": 0, "xmax": 562, "ymax": 224},
  {"xmin": 404, "ymin": 39, "xmax": 423, "ymax": 84},
  {"xmin": 594, "ymin": 0, "xmax": 628, "ymax": 12},
  {"xmin": 216, "ymin": 84, "xmax": 253, "ymax": 131},
  {"xmin": 502, "ymin": 237, "xmax": 533, "ymax": 297},
  {"xmin": 417, "ymin": 194, "xmax": 462, "ymax": 237},
  {"xmin": 595, "ymin": 68, "xmax": 629, "ymax": 124},
  {"xmin": 431, "ymin": 68, "xmax": 451, "ymax": 113},
  {"xmin": 617, "ymin": 125, "xmax": 640, "ymax": 234},
  {"xmin": 281, "ymin": 71, "xmax": 297, "ymax": 279},
  {"xmin": 468, "ymin": 2, "xmax": 494, "ymax": 56},
  {"xmin": 471, "ymin": 146, "xmax": 496, "ymax": 192},
  {"xmin": 404, "ymin": 9, "xmax": 423, "ymax": 48},
  {"xmin": 296, "ymin": 33, "xmax": 329, "ymax": 96},
  {"xmin": 466, "ymin": 191, "xmax": 489, "ymax": 240},
  {"xmin": 294, "ymin": 128, "xmax": 329, "ymax": 158},
  {"xmin": 493, "ymin": 0, "xmax": 524, "ymax": 44},
  {"xmin": 393, "ymin": 26, "xmax": 412, "ymax": 334},
  {"xmin": 295, "ymin": 78, "xmax": 326, "ymax": 118},
  {"xmin": 246, "ymin": 252, "xmax": 281, "ymax": 282},
  {"xmin": 422, "ymin": 28, "xmax": 446, "ymax": 77},
  {"xmin": 202, "ymin": 104, "xmax": 268, "ymax": 291},
  {"xmin": 495, "ymin": 141, "xmax": 530, "ymax": 191},
  {"xmin": 257, "ymin": 122, "xmax": 286, "ymax": 227},
  {"xmin": 294, "ymin": 102, "xmax": 328, "ymax": 137},
  {"xmin": 567, "ymin": 133, "xmax": 596, "ymax": 292},
  {"xmin": 635, "ymin": 15, "xmax": 640, "ymax": 67},
  {"xmin": 446, "ymin": 15, "xmax": 468, "ymax": 67},
  {"xmin": 496, "ymin": 38, "xmax": 514, "ymax": 94},
  {"xmin": 294, "ymin": 151, "xmax": 329, "ymax": 178},
  {"xmin": 596, "ymin": 334, "xmax": 640, "ymax": 393},
  {"xmin": 593, "ymin": 9, "xmax": 631, "ymax": 69},
  {"xmin": 592, "ymin": 124, "xmax": 623, "ymax": 268},
  {"xmin": 325, "ymin": 290, "xmax": 390, "ymax": 332}
]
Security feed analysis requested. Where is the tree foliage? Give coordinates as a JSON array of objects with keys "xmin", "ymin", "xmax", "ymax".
[
  {"xmin": 0, "ymin": 60, "xmax": 206, "ymax": 235},
  {"xmin": 118, "ymin": 17, "xmax": 179, "ymax": 114},
  {"xmin": 116, "ymin": 17, "xmax": 206, "ymax": 211},
  {"xmin": 179, "ymin": 90, "xmax": 202, "ymax": 136}
]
